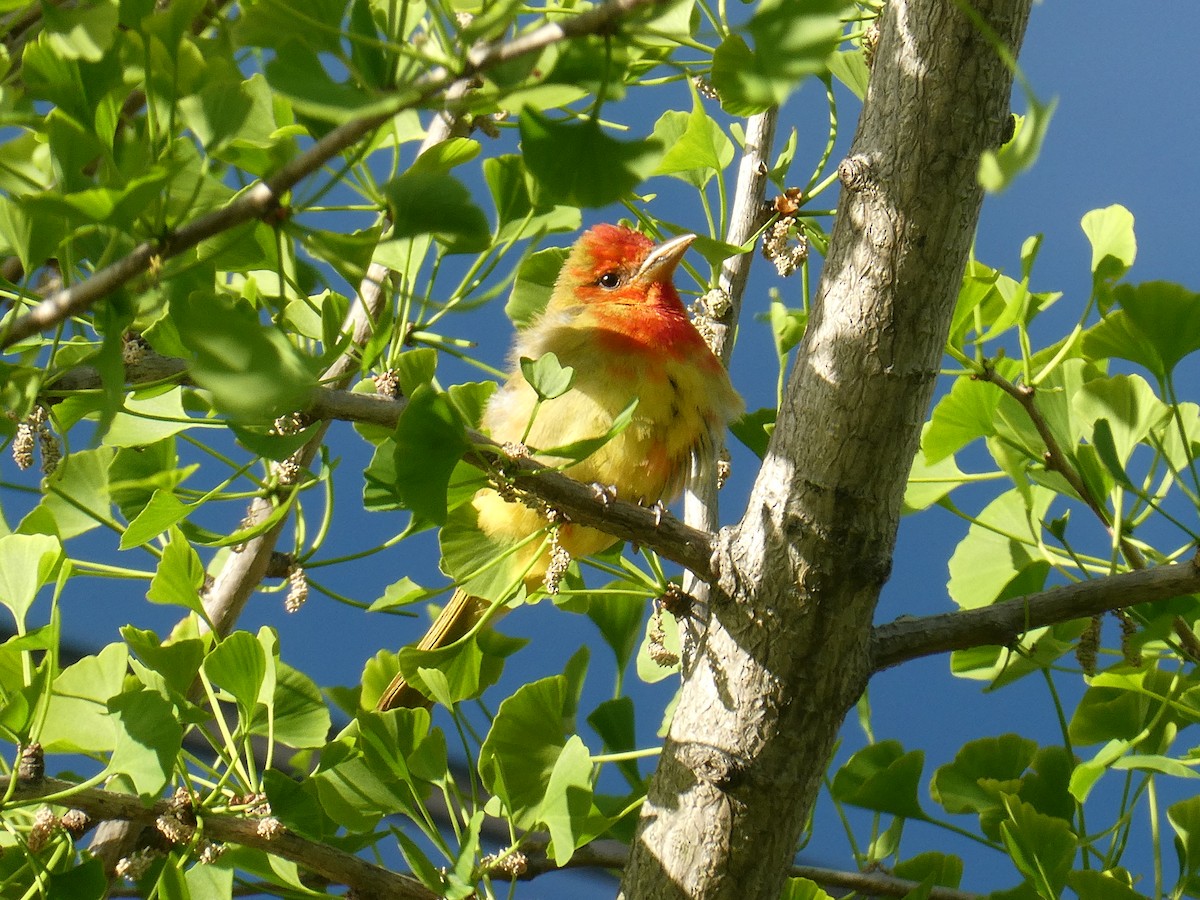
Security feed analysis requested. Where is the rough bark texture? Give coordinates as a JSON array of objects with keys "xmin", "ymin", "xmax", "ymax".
[{"xmin": 621, "ymin": 1, "xmax": 1034, "ymax": 897}]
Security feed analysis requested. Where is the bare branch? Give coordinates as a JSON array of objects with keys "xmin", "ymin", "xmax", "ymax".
[
  {"xmin": 681, "ymin": 107, "xmax": 776, "ymax": 653},
  {"xmin": 3, "ymin": 776, "xmax": 435, "ymax": 900},
  {"xmin": 0, "ymin": 0, "xmax": 666, "ymax": 350},
  {"xmin": 507, "ymin": 837, "xmax": 981, "ymax": 900},
  {"xmin": 872, "ymin": 553, "xmax": 1200, "ymax": 671}
]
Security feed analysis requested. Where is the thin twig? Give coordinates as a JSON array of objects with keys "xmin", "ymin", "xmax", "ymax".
[
  {"xmin": 506, "ymin": 837, "xmax": 982, "ymax": 900},
  {"xmin": 2, "ymin": 776, "xmax": 435, "ymax": 900},
  {"xmin": 978, "ymin": 365, "xmax": 1147, "ymax": 569},
  {"xmin": 871, "ymin": 551, "xmax": 1200, "ymax": 671}
]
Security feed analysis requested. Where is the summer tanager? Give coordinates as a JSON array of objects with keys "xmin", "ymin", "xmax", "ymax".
[{"xmin": 377, "ymin": 223, "xmax": 743, "ymax": 709}]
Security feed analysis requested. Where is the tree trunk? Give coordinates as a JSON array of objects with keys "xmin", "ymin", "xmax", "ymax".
[{"xmin": 621, "ymin": 1, "xmax": 1034, "ymax": 897}]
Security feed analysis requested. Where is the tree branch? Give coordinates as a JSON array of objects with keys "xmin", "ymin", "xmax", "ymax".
[
  {"xmin": 0, "ymin": 0, "xmax": 666, "ymax": 350},
  {"xmin": 508, "ymin": 838, "xmax": 980, "ymax": 900},
  {"xmin": 46, "ymin": 354, "xmax": 718, "ymax": 579},
  {"xmin": 682, "ymin": 108, "xmax": 776, "ymax": 615},
  {"xmin": 3, "ymin": 776, "xmax": 435, "ymax": 900},
  {"xmin": 871, "ymin": 553, "xmax": 1200, "ymax": 671}
]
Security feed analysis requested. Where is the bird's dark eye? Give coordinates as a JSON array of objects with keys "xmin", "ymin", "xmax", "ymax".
[{"xmin": 597, "ymin": 271, "xmax": 622, "ymax": 289}]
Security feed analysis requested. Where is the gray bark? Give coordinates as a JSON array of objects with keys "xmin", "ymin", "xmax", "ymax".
[{"xmin": 621, "ymin": 1, "xmax": 1034, "ymax": 897}]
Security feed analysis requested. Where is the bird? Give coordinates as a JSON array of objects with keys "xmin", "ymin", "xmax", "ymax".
[{"xmin": 376, "ymin": 223, "xmax": 743, "ymax": 709}]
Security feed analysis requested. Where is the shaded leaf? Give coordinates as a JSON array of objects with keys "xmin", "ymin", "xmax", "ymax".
[{"xmin": 520, "ymin": 111, "xmax": 663, "ymax": 208}]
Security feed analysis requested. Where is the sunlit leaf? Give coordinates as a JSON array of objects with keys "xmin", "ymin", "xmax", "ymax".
[
  {"xmin": 1081, "ymin": 204, "xmax": 1136, "ymax": 284},
  {"xmin": 0, "ymin": 534, "xmax": 63, "ymax": 623},
  {"xmin": 107, "ymin": 689, "xmax": 183, "ymax": 800}
]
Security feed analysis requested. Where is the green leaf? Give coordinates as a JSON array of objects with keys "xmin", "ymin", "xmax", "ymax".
[
  {"xmin": 121, "ymin": 490, "xmax": 191, "ymax": 549},
  {"xmin": 0, "ymin": 534, "xmax": 63, "ymax": 624},
  {"xmin": 42, "ymin": 0, "xmax": 118, "ymax": 61},
  {"xmin": 250, "ymin": 661, "xmax": 331, "ymax": 749},
  {"xmin": 924, "ymin": 372, "xmax": 1003, "ymax": 462},
  {"xmin": 184, "ymin": 860, "xmax": 234, "ymax": 900},
  {"xmin": 122, "ymin": 626, "xmax": 205, "ymax": 700},
  {"xmin": 40, "ymin": 643, "xmax": 127, "ymax": 754},
  {"xmin": 106, "ymin": 689, "xmax": 183, "ymax": 800},
  {"xmin": 636, "ymin": 607, "xmax": 679, "ymax": 683},
  {"xmin": 20, "ymin": 167, "xmax": 174, "ymax": 228},
  {"xmin": 506, "ymin": 247, "xmax": 569, "ymax": 327},
  {"xmin": 651, "ymin": 99, "xmax": 734, "ymax": 189},
  {"xmin": 146, "ymin": 527, "xmax": 208, "ymax": 618},
  {"xmin": 1117, "ymin": 281, "xmax": 1200, "ymax": 378},
  {"xmin": 947, "ymin": 486, "xmax": 1053, "ymax": 611},
  {"xmin": 930, "ymin": 734, "xmax": 1037, "ymax": 816},
  {"xmin": 586, "ymin": 586, "xmax": 647, "ymax": 674},
  {"xmin": 730, "ymin": 407, "xmax": 776, "ymax": 459},
  {"xmin": 1066, "ymin": 870, "xmax": 1149, "ymax": 900},
  {"xmin": 479, "ymin": 675, "xmax": 573, "ymax": 827},
  {"xmin": 1077, "ymin": 374, "xmax": 1169, "ymax": 465},
  {"xmin": 521, "ymin": 352, "xmax": 575, "ymax": 401},
  {"xmin": 1069, "ymin": 676, "xmax": 1155, "ymax": 746},
  {"xmin": 1081, "ymin": 204, "xmax": 1136, "ymax": 284},
  {"xmin": 904, "ymin": 425, "xmax": 969, "ymax": 512},
  {"xmin": 439, "ymin": 492, "xmax": 536, "ymax": 604},
  {"xmin": 541, "ymin": 734, "xmax": 594, "ymax": 865},
  {"xmin": 893, "ymin": 852, "xmax": 963, "ymax": 889},
  {"xmin": 173, "ymin": 291, "xmax": 316, "ymax": 423},
  {"xmin": 235, "ymin": 0, "xmax": 345, "ymax": 53},
  {"xmin": 484, "ymin": 155, "xmax": 581, "ymax": 241},
  {"xmin": 587, "ymin": 696, "xmax": 639, "ymax": 786},
  {"xmin": 368, "ymin": 577, "xmax": 431, "ymax": 612},
  {"xmin": 383, "ymin": 170, "xmax": 491, "ymax": 253},
  {"xmin": 998, "ymin": 799, "xmax": 1076, "ymax": 899},
  {"xmin": 265, "ymin": 39, "xmax": 397, "ymax": 123},
  {"xmin": 830, "ymin": 741, "xmax": 926, "ymax": 819},
  {"xmin": 1091, "ymin": 420, "xmax": 1134, "ymax": 489},
  {"xmin": 710, "ymin": 0, "xmax": 847, "ymax": 116},
  {"xmin": 1169, "ymin": 796, "xmax": 1200, "ymax": 880},
  {"xmin": 396, "ymin": 625, "xmax": 525, "ymax": 706},
  {"xmin": 19, "ymin": 447, "xmax": 115, "ymax": 540},
  {"xmin": 203, "ymin": 631, "xmax": 268, "ymax": 722},
  {"xmin": 780, "ymin": 879, "xmax": 835, "ymax": 900},
  {"xmin": 979, "ymin": 92, "xmax": 1057, "ymax": 193},
  {"xmin": 46, "ymin": 856, "xmax": 107, "ymax": 900},
  {"xmin": 520, "ymin": 111, "xmax": 663, "ymax": 208},
  {"xmin": 827, "ymin": 48, "xmax": 869, "ymax": 100},
  {"xmin": 104, "ymin": 388, "xmax": 193, "ymax": 448},
  {"xmin": 391, "ymin": 385, "xmax": 470, "ymax": 524}
]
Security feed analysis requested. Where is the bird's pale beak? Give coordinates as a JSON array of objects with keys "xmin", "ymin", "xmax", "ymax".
[{"xmin": 636, "ymin": 233, "xmax": 696, "ymax": 283}]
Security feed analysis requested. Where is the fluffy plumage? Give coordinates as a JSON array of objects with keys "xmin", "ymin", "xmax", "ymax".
[{"xmin": 377, "ymin": 224, "xmax": 742, "ymax": 710}]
